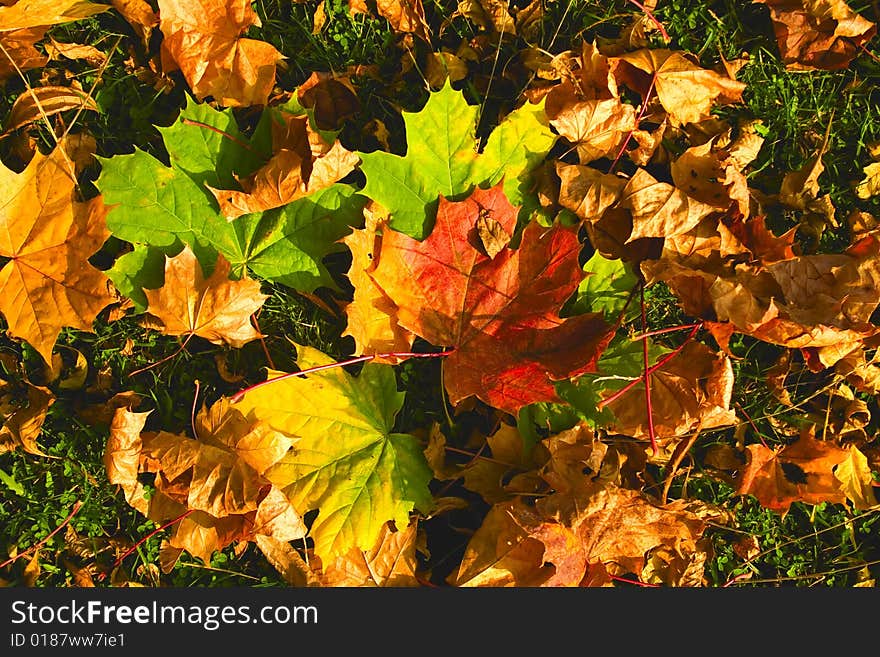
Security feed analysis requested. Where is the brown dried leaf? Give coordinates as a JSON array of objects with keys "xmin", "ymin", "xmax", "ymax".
[
  {"xmin": 756, "ymin": 0, "xmax": 876, "ymax": 70},
  {"xmin": 556, "ymin": 161, "xmax": 627, "ymax": 221},
  {"xmin": 735, "ymin": 428, "xmax": 849, "ymax": 513},
  {"xmin": 0, "ymin": 381, "xmax": 54, "ymax": 456},
  {"xmin": 618, "ymin": 167, "xmax": 718, "ymax": 241},
  {"xmin": 322, "ymin": 520, "xmax": 422, "ymax": 586},
  {"xmin": 615, "ymin": 49, "xmax": 746, "ymax": 126},
  {"xmin": 601, "ymin": 341, "xmax": 737, "ymax": 445}
]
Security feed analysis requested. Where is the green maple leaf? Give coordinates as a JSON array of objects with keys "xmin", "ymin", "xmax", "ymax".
[
  {"xmin": 95, "ymin": 96, "xmax": 363, "ymax": 296},
  {"xmin": 231, "ymin": 345, "xmax": 433, "ymax": 561},
  {"xmin": 567, "ymin": 252, "xmax": 639, "ymax": 321},
  {"xmin": 359, "ymin": 80, "xmax": 557, "ymax": 238}
]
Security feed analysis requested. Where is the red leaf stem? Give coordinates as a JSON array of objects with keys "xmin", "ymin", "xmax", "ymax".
[
  {"xmin": 230, "ymin": 349, "xmax": 454, "ymax": 403},
  {"xmin": 597, "ymin": 322, "xmax": 703, "ymax": 411}
]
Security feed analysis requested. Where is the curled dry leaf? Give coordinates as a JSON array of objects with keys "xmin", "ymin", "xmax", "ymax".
[
  {"xmin": 144, "ymin": 246, "xmax": 268, "ymax": 348},
  {"xmin": 106, "ymin": 401, "xmax": 304, "ymax": 564},
  {"xmin": 4, "ymin": 85, "xmax": 99, "ymax": 133},
  {"xmin": 643, "ymin": 235, "xmax": 880, "ymax": 367},
  {"xmin": 452, "ymin": 482, "xmax": 709, "ymax": 586},
  {"xmin": 0, "ymin": 380, "xmax": 54, "ymax": 456},
  {"xmin": 756, "ymin": 0, "xmax": 876, "ymax": 71}
]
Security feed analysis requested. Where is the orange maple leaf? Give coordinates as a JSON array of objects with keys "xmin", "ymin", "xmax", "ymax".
[
  {"xmin": 157, "ymin": 0, "xmax": 284, "ymax": 107},
  {"xmin": 735, "ymin": 428, "xmax": 850, "ymax": 513},
  {"xmin": 367, "ymin": 182, "xmax": 613, "ymax": 414},
  {"xmin": 144, "ymin": 246, "xmax": 268, "ymax": 348},
  {"xmin": 0, "ymin": 145, "xmax": 114, "ymax": 371}
]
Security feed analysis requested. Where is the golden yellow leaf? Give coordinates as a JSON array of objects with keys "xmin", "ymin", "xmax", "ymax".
[
  {"xmin": 834, "ymin": 445, "xmax": 879, "ymax": 510},
  {"xmin": 341, "ymin": 208, "xmax": 415, "ymax": 359},
  {"xmin": 0, "ymin": 144, "xmax": 114, "ymax": 371},
  {"xmin": 144, "ymin": 246, "xmax": 267, "ymax": 348}
]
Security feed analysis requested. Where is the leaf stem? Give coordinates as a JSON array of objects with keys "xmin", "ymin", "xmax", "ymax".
[
  {"xmin": 0, "ymin": 501, "xmax": 83, "ymax": 571},
  {"xmin": 640, "ymin": 283, "xmax": 658, "ymax": 456},
  {"xmin": 597, "ymin": 322, "xmax": 702, "ymax": 411},
  {"xmin": 230, "ymin": 349, "xmax": 454, "ymax": 403},
  {"xmin": 608, "ymin": 72, "xmax": 657, "ymax": 174},
  {"xmin": 180, "ymin": 118, "xmax": 257, "ymax": 153},
  {"xmin": 626, "ymin": 0, "xmax": 671, "ymax": 42},
  {"xmin": 104, "ymin": 509, "xmax": 195, "ymax": 579}
]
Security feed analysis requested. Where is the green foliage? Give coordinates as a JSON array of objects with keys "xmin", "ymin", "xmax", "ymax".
[
  {"xmin": 96, "ymin": 98, "xmax": 365, "ymax": 296},
  {"xmin": 358, "ymin": 80, "xmax": 557, "ymax": 238}
]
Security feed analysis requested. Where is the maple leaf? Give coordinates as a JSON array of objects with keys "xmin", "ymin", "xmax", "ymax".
[
  {"xmin": 207, "ymin": 109, "xmax": 360, "ymax": 220},
  {"xmin": 358, "ymin": 80, "xmax": 557, "ymax": 238},
  {"xmin": 449, "ymin": 501, "xmax": 552, "ymax": 586},
  {"xmin": 366, "ymin": 182, "xmax": 613, "ymax": 414},
  {"xmin": 157, "ymin": 0, "xmax": 284, "ymax": 107},
  {"xmin": 461, "ymin": 423, "xmax": 544, "ymax": 503},
  {"xmin": 322, "ymin": 520, "xmax": 423, "ymax": 586},
  {"xmin": 834, "ymin": 445, "xmax": 879, "ymax": 510},
  {"xmin": 618, "ymin": 167, "xmax": 719, "ymax": 241},
  {"xmin": 453, "ymin": 482, "xmax": 709, "ymax": 586},
  {"xmin": 0, "ymin": 144, "xmax": 115, "ymax": 371},
  {"xmin": 144, "ymin": 246, "xmax": 267, "ymax": 348},
  {"xmin": 600, "ymin": 341, "xmax": 737, "ymax": 445},
  {"xmin": 536, "ymin": 483, "xmax": 708, "ymax": 580},
  {"xmin": 855, "ymin": 161, "xmax": 880, "ymax": 200},
  {"xmin": 615, "ymin": 48, "xmax": 746, "ymax": 126},
  {"xmin": 106, "ymin": 401, "xmax": 304, "ymax": 563},
  {"xmin": 231, "ymin": 345, "xmax": 434, "ymax": 561},
  {"xmin": 756, "ymin": 0, "xmax": 876, "ymax": 71},
  {"xmin": 735, "ymin": 428, "xmax": 850, "ymax": 513},
  {"xmin": 556, "ymin": 161, "xmax": 626, "ymax": 221},
  {"xmin": 643, "ymin": 236, "xmax": 880, "ymax": 367},
  {"xmin": 341, "ymin": 204, "xmax": 415, "ymax": 358},
  {"xmin": 371, "ymin": 0, "xmax": 430, "ymax": 41},
  {"xmin": 96, "ymin": 97, "xmax": 365, "ymax": 294}
]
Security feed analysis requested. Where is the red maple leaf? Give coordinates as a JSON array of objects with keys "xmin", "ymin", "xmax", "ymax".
[{"xmin": 369, "ymin": 182, "xmax": 613, "ymax": 414}]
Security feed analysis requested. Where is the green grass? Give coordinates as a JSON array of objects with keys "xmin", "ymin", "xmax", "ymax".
[{"xmin": 1, "ymin": 0, "xmax": 880, "ymax": 588}]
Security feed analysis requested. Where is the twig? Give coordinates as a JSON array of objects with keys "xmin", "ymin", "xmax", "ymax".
[
  {"xmin": 661, "ymin": 424, "xmax": 703, "ymax": 504},
  {"xmin": 103, "ymin": 509, "xmax": 195, "ymax": 579},
  {"xmin": 597, "ymin": 322, "xmax": 702, "ymax": 411},
  {"xmin": 128, "ymin": 332, "xmax": 195, "ymax": 377},
  {"xmin": 608, "ymin": 72, "xmax": 657, "ymax": 174},
  {"xmin": 230, "ymin": 349, "xmax": 454, "ymax": 403},
  {"xmin": 640, "ymin": 283, "xmax": 658, "ymax": 455},
  {"xmin": 0, "ymin": 501, "xmax": 83, "ymax": 570},
  {"xmin": 626, "ymin": 0, "xmax": 670, "ymax": 42}
]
